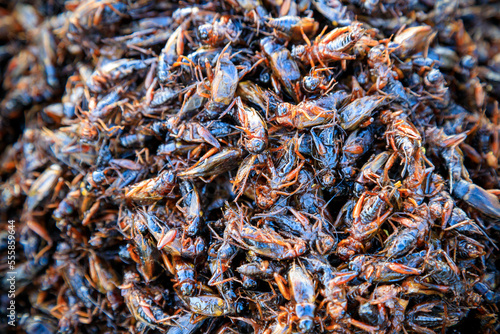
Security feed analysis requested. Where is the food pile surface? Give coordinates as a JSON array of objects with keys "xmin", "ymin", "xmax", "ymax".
[{"xmin": 1, "ymin": 0, "xmax": 500, "ymax": 333}]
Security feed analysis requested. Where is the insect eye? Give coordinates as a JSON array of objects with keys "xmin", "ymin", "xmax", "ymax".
[
  {"xmin": 426, "ymin": 69, "xmax": 442, "ymax": 84},
  {"xmin": 303, "ymin": 76, "xmax": 319, "ymax": 91},
  {"xmin": 198, "ymin": 25, "xmax": 210, "ymax": 39},
  {"xmin": 277, "ymin": 104, "xmax": 288, "ymax": 116},
  {"xmin": 259, "ymin": 71, "xmax": 270, "ymax": 84}
]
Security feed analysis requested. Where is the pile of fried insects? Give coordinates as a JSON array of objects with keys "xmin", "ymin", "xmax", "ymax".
[{"xmin": 1, "ymin": 0, "xmax": 500, "ymax": 333}]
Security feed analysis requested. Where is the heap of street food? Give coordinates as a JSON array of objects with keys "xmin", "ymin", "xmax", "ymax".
[{"xmin": 1, "ymin": 0, "xmax": 500, "ymax": 333}]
